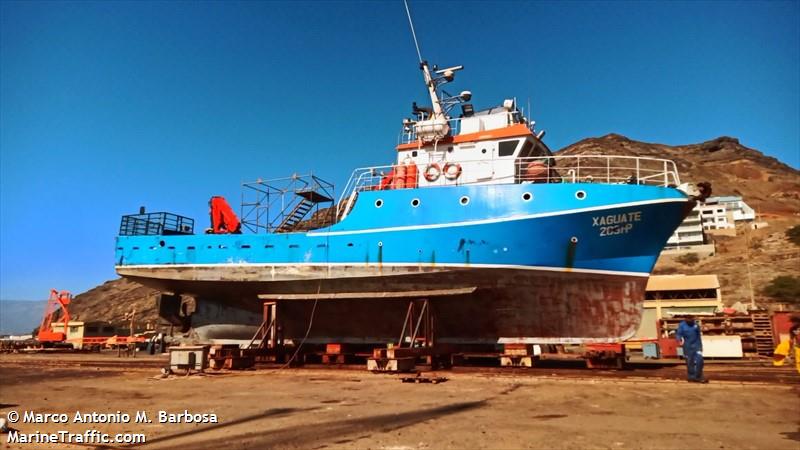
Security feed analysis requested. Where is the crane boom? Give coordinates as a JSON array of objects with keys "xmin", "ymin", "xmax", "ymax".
[{"xmin": 37, "ymin": 289, "xmax": 72, "ymax": 343}]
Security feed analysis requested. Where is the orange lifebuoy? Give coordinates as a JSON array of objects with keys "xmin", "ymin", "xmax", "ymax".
[
  {"xmin": 423, "ymin": 163, "xmax": 441, "ymax": 182},
  {"xmin": 443, "ymin": 162, "xmax": 462, "ymax": 180}
]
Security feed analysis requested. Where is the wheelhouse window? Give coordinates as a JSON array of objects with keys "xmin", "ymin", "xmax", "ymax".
[
  {"xmin": 498, "ymin": 139, "xmax": 520, "ymax": 157},
  {"xmin": 518, "ymin": 140, "xmax": 534, "ymax": 157}
]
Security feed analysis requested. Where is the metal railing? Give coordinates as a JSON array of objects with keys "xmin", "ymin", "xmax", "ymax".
[
  {"xmin": 119, "ymin": 212, "xmax": 194, "ymax": 236},
  {"xmin": 336, "ymin": 155, "xmax": 681, "ymax": 219}
]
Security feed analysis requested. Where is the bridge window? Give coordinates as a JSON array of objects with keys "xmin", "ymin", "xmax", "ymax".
[
  {"xmin": 519, "ymin": 140, "xmax": 534, "ymax": 157},
  {"xmin": 498, "ymin": 140, "xmax": 519, "ymax": 157}
]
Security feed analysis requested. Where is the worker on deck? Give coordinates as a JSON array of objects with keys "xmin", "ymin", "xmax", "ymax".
[{"xmin": 676, "ymin": 315, "xmax": 708, "ymax": 383}]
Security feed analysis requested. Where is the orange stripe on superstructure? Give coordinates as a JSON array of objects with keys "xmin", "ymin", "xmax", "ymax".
[{"xmin": 395, "ymin": 123, "xmax": 533, "ymax": 151}]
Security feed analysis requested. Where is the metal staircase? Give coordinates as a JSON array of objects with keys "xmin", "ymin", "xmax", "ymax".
[
  {"xmin": 275, "ymin": 198, "xmax": 313, "ymax": 233},
  {"xmin": 274, "ymin": 189, "xmax": 333, "ymax": 233},
  {"xmin": 240, "ymin": 174, "xmax": 335, "ymax": 234},
  {"xmin": 751, "ymin": 313, "xmax": 774, "ymax": 357}
]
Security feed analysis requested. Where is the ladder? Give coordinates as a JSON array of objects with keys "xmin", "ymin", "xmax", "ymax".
[
  {"xmin": 751, "ymin": 313, "xmax": 774, "ymax": 357},
  {"xmin": 247, "ymin": 302, "xmax": 279, "ymax": 350}
]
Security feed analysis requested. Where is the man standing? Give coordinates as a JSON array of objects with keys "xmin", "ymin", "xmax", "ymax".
[{"xmin": 676, "ymin": 315, "xmax": 708, "ymax": 383}]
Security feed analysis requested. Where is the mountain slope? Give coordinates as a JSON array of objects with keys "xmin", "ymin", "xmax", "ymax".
[{"xmin": 67, "ymin": 278, "xmax": 160, "ymax": 329}]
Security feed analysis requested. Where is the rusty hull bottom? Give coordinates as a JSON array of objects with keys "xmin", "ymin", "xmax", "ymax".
[{"xmin": 120, "ymin": 266, "xmax": 646, "ymax": 344}]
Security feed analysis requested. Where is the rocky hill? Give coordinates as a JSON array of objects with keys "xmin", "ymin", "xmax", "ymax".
[
  {"xmin": 67, "ymin": 278, "xmax": 161, "ymax": 329},
  {"xmin": 558, "ymin": 134, "xmax": 799, "ymax": 215},
  {"xmin": 67, "ymin": 135, "xmax": 799, "ymax": 324}
]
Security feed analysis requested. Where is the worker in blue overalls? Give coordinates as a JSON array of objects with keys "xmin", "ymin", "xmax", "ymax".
[{"xmin": 676, "ymin": 315, "xmax": 708, "ymax": 383}]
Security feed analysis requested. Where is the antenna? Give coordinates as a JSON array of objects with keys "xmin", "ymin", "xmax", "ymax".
[{"xmin": 403, "ymin": 0, "xmax": 423, "ymax": 63}]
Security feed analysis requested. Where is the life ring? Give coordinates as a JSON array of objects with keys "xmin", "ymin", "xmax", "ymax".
[
  {"xmin": 443, "ymin": 162, "xmax": 462, "ymax": 180},
  {"xmin": 424, "ymin": 163, "xmax": 441, "ymax": 182}
]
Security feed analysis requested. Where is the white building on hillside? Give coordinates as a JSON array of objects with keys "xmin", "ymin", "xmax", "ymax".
[
  {"xmin": 706, "ymin": 196, "xmax": 756, "ymax": 222},
  {"xmin": 697, "ymin": 203, "xmax": 733, "ymax": 230},
  {"xmin": 663, "ymin": 195, "xmax": 755, "ymax": 251},
  {"xmin": 665, "ymin": 208, "xmax": 705, "ymax": 248}
]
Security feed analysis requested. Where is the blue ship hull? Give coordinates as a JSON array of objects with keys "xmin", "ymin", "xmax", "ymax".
[{"xmin": 115, "ymin": 183, "xmax": 690, "ymax": 343}]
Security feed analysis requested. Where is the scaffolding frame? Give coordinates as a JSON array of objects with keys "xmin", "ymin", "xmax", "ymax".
[{"xmin": 240, "ymin": 173, "xmax": 335, "ymax": 234}]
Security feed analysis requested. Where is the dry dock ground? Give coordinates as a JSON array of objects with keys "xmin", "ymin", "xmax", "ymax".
[{"xmin": 0, "ymin": 353, "xmax": 798, "ymax": 450}]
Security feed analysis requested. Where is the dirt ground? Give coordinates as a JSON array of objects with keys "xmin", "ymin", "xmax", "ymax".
[{"xmin": 0, "ymin": 353, "xmax": 798, "ymax": 450}]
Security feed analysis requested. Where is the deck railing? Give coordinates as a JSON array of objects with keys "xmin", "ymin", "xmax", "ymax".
[
  {"xmin": 119, "ymin": 212, "xmax": 194, "ymax": 236},
  {"xmin": 337, "ymin": 155, "xmax": 681, "ymax": 219}
]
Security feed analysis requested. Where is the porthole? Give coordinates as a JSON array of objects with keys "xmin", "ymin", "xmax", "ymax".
[
  {"xmin": 481, "ymin": 148, "xmax": 487, "ymax": 154},
  {"xmin": 459, "ymin": 196, "xmax": 470, "ymax": 206},
  {"xmin": 375, "ymin": 199, "xmax": 383, "ymax": 208},
  {"xmin": 159, "ymin": 240, "xmax": 166, "ymax": 247},
  {"xmin": 378, "ymin": 241, "xmax": 383, "ymax": 247},
  {"xmin": 575, "ymin": 190, "xmax": 587, "ymax": 200},
  {"xmin": 570, "ymin": 236, "xmax": 579, "ymax": 244},
  {"xmin": 521, "ymin": 192, "xmax": 533, "ymax": 202},
  {"xmin": 411, "ymin": 198, "xmax": 421, "ymax": 207}
]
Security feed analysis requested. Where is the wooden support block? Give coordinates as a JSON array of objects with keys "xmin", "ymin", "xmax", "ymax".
[
  {"xmin": 503, "ymin": 343, "xmax": 532, "ymax": 356},
  {"xmin": 322, "ymin": 354, "xmax": 345, "ymax": 364},
  {"xmin": 500, "ymin": 356, "xmax": 534, "ymax": 368},
  {"xmin": 326, "ymin": 343, "xmax": 343, "ymax": 354},
  {"xmin": 367, "ymin": 357, "xmax": 415, "ymax": 373}
]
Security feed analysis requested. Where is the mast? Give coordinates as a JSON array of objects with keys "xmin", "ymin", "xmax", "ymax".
[{"xmin": 420, "ymin": 62, "xmax": 444, "ymax": 120}]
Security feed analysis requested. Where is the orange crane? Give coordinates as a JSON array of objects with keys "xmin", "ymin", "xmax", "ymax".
[
  {"xmin": 208, "ymin": 196, "xmax": 241, "ymax": 234},
  {"xmin": 37, "ymin": 289, "xmax": 72, "ymax": 343}
]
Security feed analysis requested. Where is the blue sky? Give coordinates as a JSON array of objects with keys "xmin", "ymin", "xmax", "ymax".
[{"xmin": 1, "ymin": 1, "xmax": 798, "ymax": 300}]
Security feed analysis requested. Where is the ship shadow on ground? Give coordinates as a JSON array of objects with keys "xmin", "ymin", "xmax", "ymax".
[
  {"xmin": 139, "ymin": 400, "xmax": 488, "ymax": 450},
  {"xmin": 94, "ymin": 407, "xmax": 316, "ymax": 450},
  {"xmin": 779, "ymin": 429, "xmax": 800, "ymax": 443}
]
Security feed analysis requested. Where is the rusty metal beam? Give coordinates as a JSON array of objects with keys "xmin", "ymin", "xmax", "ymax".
[{"xmin": 257, "ymin": 286, "xmax": 477, "ymax": 300}]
